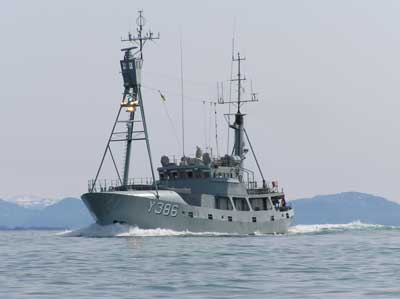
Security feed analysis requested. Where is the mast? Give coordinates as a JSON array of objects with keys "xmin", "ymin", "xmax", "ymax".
[
  {"xmin": 231, "ymin": 52, "xmax": 246, "ymax": 166},
  {"xmin": 218, "ymin": 51, "xmax": 258, "ymax": 177},
  {"xmin": 120, "ymin": 49, "xmax": 136, "ymax": 186},
  {"xmin": 120, "ymin": 11, "xmax": 160, "ymax": 190},
  {"xmin": 90, "ymin": 11, "xmax": 160, "ymax": 195}
]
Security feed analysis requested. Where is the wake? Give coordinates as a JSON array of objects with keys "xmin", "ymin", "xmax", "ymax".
[
  {"xmin": 58, "ymin": 221, "xmax": 399, "ymax": 238},
  {"xmin": 58, "ymin": 223, "xmax": 229, "ymax": 238},
  {"xmin": 288, "ymin": 221, "xmax": 399, "ymax": 235}
]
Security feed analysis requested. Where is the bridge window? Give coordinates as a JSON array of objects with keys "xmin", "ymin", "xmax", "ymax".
[
  {"xmin": 249, "ymin": 198, "xmax": 271, "ymax": 211},
  {"xmin": 187, "ymin": 171, "xmax": 193, "ymax": 178},
  {"xmin": 233, "ymin": 197, "xmax": 250, "ymax": 211},
  {"xmin": 215, "ymin": 196, "xmax": 233, "ymax": 210},
  {"xmin": 271, "ymin": 196, "xmax": 284, "ymax": 208}
]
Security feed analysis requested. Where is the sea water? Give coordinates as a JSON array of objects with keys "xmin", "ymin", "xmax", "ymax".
[{"xmin": 1, "ymin": 222, "xmax": 399, "ymax": 299}]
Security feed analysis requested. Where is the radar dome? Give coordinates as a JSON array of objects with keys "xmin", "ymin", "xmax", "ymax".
[
  {"xmin": 202, "ymin": 152, "xmax": 211, "ymax": 165},
  {"xmin": 195, "ymin": 146, "xmax": 202, "ymax": 159},
  {"xmin": 160, "ymin": 155, "xmax": 170, "ymax": 166}
]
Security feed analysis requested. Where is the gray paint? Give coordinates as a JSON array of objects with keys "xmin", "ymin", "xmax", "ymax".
[{"xmin": 82, "ymin": 191, "xmax": 293, "ymax": 234}]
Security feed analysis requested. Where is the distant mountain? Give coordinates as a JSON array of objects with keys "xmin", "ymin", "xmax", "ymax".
[
  {"xmin": 0, "ymin": 199, "xmax": 36, "ymax": 227},
  {"xmin": 3, "ymin": 195, "xmax": 60, "ymax": 210},
  {"xmin": 0, "ymin": 197, "xmax": 92, "ymax": 229},
  {"xmin": 24, "ymin": 198, "xmax": 92, "ymax": 229},
  {"xmin": 291, "ymin": 192, "xmax": 400, "ymax": 226}
]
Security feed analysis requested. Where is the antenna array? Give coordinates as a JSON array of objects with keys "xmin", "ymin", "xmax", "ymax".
[{"xmin": 121, "ymin": 10, "xmax": 160, "ymax": 59}]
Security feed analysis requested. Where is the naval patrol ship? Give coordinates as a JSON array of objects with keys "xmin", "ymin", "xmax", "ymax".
[{"xmin": 82, "ymin": 11, "xmax": 294, "ymax": 234}]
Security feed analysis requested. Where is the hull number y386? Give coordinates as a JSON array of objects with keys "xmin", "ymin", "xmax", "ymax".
[{"xmin": 148, "ymin": 200, "xmax": 179, "ymax": 217}]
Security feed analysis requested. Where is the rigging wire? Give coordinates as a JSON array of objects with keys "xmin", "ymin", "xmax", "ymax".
[
  {"xmin": 160, "ymin": 94, "xmax": 182, "ymax": 149},
  {"xmin": 208, "ymin": 102, "xmax": 213, "ymax": 154},
  {"xmin": 203, "ymin": 101, "xmax": 207, "ymax": 151},
  {"xmin": 214, "ymin": 102, "xmax": 219, "ymax": 157},
  {"xmin": 141, "ymin": 84, "xmax": 218, "ymax": 155},
  {"xmin": 141, "ymin": 83, "xmax": 229, "ymax": 103},
  {"xmin": 141, "ymin": 84, "xmax": 224, "ymax": 157},
  {"xmin": 143, "ymin": 70, "xmax": 212, "ymax": 87}
]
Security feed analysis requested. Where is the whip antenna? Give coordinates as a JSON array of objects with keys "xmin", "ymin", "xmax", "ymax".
[
  {"xmin": 180, "ymin": 29, "xmax": 185, "ymax": 157},
  {"xmin": 227, "ymin": 18, "xmax": 236, "ymax": 154}
]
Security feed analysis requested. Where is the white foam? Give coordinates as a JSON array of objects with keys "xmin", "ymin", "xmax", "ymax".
[
  {"xmin": 59, "ymin": 223, "xmax": 229, "ymax": 238},
  {"xmin": 58, "ymin": 221, "xmax": 398, "ymax": 238},
  {"xmin": 288, "ymin": 221, "xmax": 386, "ymax": 235}
]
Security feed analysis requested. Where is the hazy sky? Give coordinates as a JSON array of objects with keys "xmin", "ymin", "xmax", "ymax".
[{"xmin": 1, "ymin": 0, "xmax": 399, "ymax": 202}]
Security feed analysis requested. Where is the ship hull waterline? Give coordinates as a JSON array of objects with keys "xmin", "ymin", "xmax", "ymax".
[{"xmin": 81, "ymin": 191, "xmax": 294, "ymax": 234}]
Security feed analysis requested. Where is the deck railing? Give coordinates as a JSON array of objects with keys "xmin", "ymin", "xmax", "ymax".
[
  {"xmin": 88, "ymin": 177, "xmax": 154, "ymax": 192},
  {"xmin": 88, "ymin": 177, "xmax": 283, "ymax": 194},
  {"xmin": 246, "ymin": 181, "xmax": 284, "ymax": 194}
]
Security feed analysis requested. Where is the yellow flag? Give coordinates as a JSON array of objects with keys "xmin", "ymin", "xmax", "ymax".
[{"xmin": 158, "ymin": 90, "xmax": 166, "ymax": 102}]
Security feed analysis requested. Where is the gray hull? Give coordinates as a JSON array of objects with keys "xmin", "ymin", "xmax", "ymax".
[{"xmin": 82, "ymin": 190, "xmax": 293, "ymax": 234}]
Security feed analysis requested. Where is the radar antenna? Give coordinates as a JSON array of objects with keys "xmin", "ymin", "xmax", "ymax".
[{"xmin": 121, "ymin": 10, "xmax": 160, "ymax": 59}]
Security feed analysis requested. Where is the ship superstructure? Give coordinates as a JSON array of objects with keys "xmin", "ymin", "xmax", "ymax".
[{"xmin": 82, "ymin": 11, "xmax": 294, "ymax": 234}]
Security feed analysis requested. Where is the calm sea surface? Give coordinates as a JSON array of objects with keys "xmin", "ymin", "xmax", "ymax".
[{"xmin": 1, "ymin": 223, "xmax": 399, "ymax": 299}]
